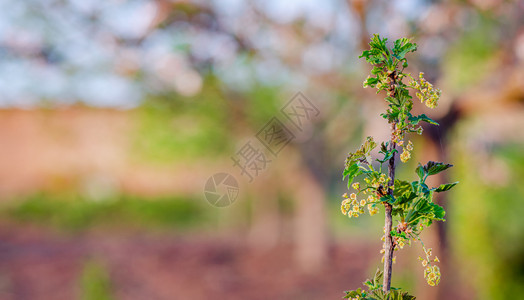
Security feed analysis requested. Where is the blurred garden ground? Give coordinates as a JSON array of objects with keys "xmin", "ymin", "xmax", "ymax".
[{"xmin": 0, "ymin": 0, "xmax": 524, "ymax": 299}]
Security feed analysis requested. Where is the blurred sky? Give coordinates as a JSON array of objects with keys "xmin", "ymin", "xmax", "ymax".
[{"xmin": 0, "ymin": 0, "xmax": 451, "ymax": 108}]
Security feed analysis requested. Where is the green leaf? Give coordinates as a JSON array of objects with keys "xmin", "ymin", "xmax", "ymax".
[
  {"xmin": 392, "ymin": 37, "xmax": 417, "ymax": 60},
  {"xmin": 364, "ymin": 76, "xmax": 380, "ymax": 88},
  {"xmin": 416, "ymin": 165, "xmax": 425, "ymax": 180},
  {"xmin": 371, "ymin": 66, "xmax": 383, "ymax": 75},
  {"xmin": 372, "ymin": 269, "xmax": 384, "ymax": 287},
  {"xmin": 391, "ymin": 230, "xmax": 408, "ymax": 240},
  {"xmin": 393, "ymin": 180, "xmax": 412, "ymax": 197},
  {"xmin": 408, "ymin": 113, "xmax": 439, "ymax": 126},
  {"xmin": 389, "ymin": 289, "xmax": 416, "ymax": 300},
  {"xmin": 385, "ymin": 96, "xmax": 400, "ymax": 105},
  {"xmin": 393, "ymin": 180, "xmax": 417, "ymax": 205},
  {"xmin": 435, "ymin": 182, "xmax": 458, "ymax": 192},
  {"xmin": 344, "ymin": 290, "xmax": 361, "ymax": 298},
  {"xmin": 345, "ymin": 136, "xmax": 377, "ymax": 168},
  {"xmin": 343, "ymin": 163, "xmax": 362, "ymax": 189},
  {"xmin": 406, "ymin": 198, "xmax": 446, "ymax": 225},
  {"xmin": 424, "ymin": 161, "xmax": 453, "ymax": 176},
  {"xmin": 416, "ymin": 161, "xmax": 453, "ymax": 180},
  {"xmin": 380, "ymin": 142, "xmax": 388, "ymax": 153},
  {"xmin": 430, "ymin": 202, "xmax": 446, "ymax": 220},
  {"xmin": 359, "ymin": 34, "xmax": 389, "ymax": 66},
  {"xmin": 380, "ymin": 194, "xmax": 396, "ymax": 204},
  {"xmin": 364, "ymin": 280, "xmax": 374, "ymax": 289},
  {"xmin": 377, "ymin": 149, "xmax": 397, "ymax": 163},
  {"xmin": 418, "ymin": 182, "xmax": 430, "ymax": 196}
]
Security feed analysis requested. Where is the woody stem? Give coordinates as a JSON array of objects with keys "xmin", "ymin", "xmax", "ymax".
[{"xmin": 383, "ymin": 123, "xmax": 397, "ymax": 293}]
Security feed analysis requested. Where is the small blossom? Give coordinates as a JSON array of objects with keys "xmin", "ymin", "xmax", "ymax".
[
  {"xmin": 400, "ymin": 150, "xmax": 411, "ymax": 163},
  {"xmin": 397, "ymin": 240, "xmax": 405, "ymax": 249},
  {"xmin": 341, "ymin": 206, "xmax": 348, "ymax": 215},
  {"xmin": 406, "ymin": 140, "xmax": 413, "ymax": 151}
]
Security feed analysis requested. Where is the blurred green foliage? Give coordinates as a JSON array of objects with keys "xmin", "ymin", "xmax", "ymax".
[
  {"xmin": 131, "ymin": 78, "xmax": 283, "ymax": 164},
  {"xmin": 1, "ymin": 193, "xmax": 208, "ymax": 232},
  {"xmin": 132, "ymin": 79, "xmax": 233, "ymax": 163},
  {"xmin": 444, "ymin": 17, "xmax": 498, "ymax": 93},
  {"xmin": 451, "ymin": 142, "xmax": 524, "ymax": 300},
  {"xmin": 80, "ymin": 260, "xmax": 114, "ymax": 300}
]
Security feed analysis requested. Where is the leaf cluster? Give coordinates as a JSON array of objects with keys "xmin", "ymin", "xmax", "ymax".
[
  {"xmin": 360, "ymin": 34, "xmax": 438, "ymax": 135},
  {"xmin": 344, "ymin": 136, "xmax": 377, "ymax": 188},
  {"xmin": 344, "ymin": 269, "xmax": 416, "ymax": 300},
  {"xmin": 388, "ymin": 161, "xmax": 458, "ymax": 229}
]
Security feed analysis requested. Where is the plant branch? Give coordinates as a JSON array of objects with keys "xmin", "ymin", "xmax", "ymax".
[
  {"xmin": 383, "ymin": 122, "xmax": 397, "ymax": 293},
  {"xmin": 383, "ymin": 69, "xmax": 399, "ymax": 294}
]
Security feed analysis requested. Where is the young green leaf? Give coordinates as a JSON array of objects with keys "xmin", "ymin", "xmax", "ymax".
[
  {"xmin": 416, "ymin": 165, "xmax": 425, "ymax": 180},
  {"xmin": 435, "ymin": 182, "xmax": 458, "ymax": 192},
  {"xmin": 392, "ymin": 38, "xmax": 417, "ymax": 60},
  {"xmin": 408, "ymin": 113, "xmax": 439, "ymax": 126},
  {"xmin": 424, "ymin": 161, "xmax": 453, "ymax": 176},
  {"xmin": 343, "ymin": 163, "xmax": 363, "ymax": 189},
  {"xmin": 364, "ymin": 76, "xmax": 380, "ymax": 88},
  {"xmin": 380, "ymin": 194, "xmax": 396, "ymax": 205},
  {"xmin": 345, "ymin": 136, "xmax": 377, "ymax": 168},
  {"xmin": 416, "ymin": 161, "xmax": 453, "ymax": 179}
]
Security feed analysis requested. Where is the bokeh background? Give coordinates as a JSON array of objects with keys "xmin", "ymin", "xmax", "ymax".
[{"xmin": 0, "ymin": 0, "xmax": 523, "ymax": 299}]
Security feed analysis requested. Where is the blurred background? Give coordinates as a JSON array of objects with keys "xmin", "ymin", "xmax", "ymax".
[{"xmin": 0, "ymin": 0, "xmax": 523, "ymax": 299}]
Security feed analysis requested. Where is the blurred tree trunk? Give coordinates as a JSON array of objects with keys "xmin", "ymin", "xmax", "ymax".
[
  {"xmin": 248, "ymin": 173, "xmax": 280, "ymax": 251},
  {"xmin": 293, "ymin": 166, "xmax": 328, "ymax": 273},
  {"xmin": 417, "ymin": 104, "xmax": 461, "ymax": 299},
  {"xmin": 293, "ymin": 133, "xmax": 329, "ymax": 273}
]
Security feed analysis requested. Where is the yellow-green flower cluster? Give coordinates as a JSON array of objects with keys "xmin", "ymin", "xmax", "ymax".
[
  {"xmin": 409, "ymin": 72, "xmax": 441, "ymax": 109},
  {"xmin": 341, "ymin": 192, "xmax": 379, "ymax": 218},
  {"xmin": 399, "ymin": 140, "xmax": 414, "ymax": 163},
  {"xmin": 364, "ymin": 173, "xmax": 389, "ymax": 189},
  {"xmin": 367, "ymin": 203, "xmax": 379, "ymax": 216},
  {"xmin": 394, "ymin": 235, "xmax": 411, "ymax": 250},
  {"xmin": 424, "ymin": 265, "xmax": 441, "ymax": 286},
  {"xmin": 400, "ymin": 150, "xmax": 410, "ymax": 163},
  {"xmin": 392, "ymin": 127, "xmax": 404, "ymax": 144},
  {"xmin": 418, "ymin": 247, "xmax": 441, "ymax": 286},
  {"xmin": 393, "ymin": 221, "xmax": 412, "ymax": 250}
]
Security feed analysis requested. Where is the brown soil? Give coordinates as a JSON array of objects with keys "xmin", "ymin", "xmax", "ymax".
[{"xmin": 0, "ymin": 228, "xmax": 378, "ymax": 300}]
